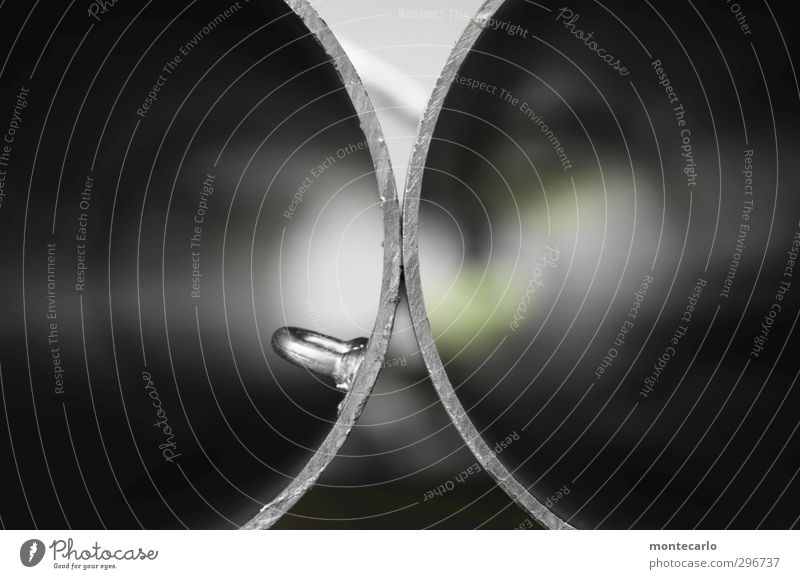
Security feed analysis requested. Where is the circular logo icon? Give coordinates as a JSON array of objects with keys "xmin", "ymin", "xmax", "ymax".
[{"xmin": 19, "ymin": 539, "xmax": 46, "ymax": 567}]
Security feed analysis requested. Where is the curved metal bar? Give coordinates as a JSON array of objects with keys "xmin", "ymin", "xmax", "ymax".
[
  {"xmin": 401, "ymin": 0, "xmax": 573, "ymax": 530},
  {"xmin": 243, "ymin": 0, "xmax": 402, "ymax": 530}
]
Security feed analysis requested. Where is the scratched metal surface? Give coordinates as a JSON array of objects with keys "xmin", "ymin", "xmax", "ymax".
[
  {"xmin": 243, "ymin": 0, "xmax": 402, "ymax": 530},
  {"xmin": 0, "ymin": 0, "xmax": 399, "ymax": 529},
  {"xmin": 403, "ymin": 0, "xmax": 800, "ymax": 529}
]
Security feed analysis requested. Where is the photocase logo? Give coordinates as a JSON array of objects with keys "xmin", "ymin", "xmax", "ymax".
[{"xmin": 19, "ymin": 539, "xmax": 46, "ymax": 567}]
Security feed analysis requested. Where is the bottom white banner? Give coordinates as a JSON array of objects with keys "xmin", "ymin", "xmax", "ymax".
[{"xmin": 0, "ymin": 530, "xmax": 796, "ymax": 578}]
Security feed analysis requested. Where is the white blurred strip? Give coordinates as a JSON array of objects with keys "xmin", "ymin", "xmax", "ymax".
[{"xmin": 339, "ymin": 39, "xmax": 430, "ymax": 128}]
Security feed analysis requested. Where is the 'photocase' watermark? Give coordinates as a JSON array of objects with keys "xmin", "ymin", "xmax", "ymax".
[{"xmin": 511, "ymin": 246, "xmax": 560, "ymax": 332}]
